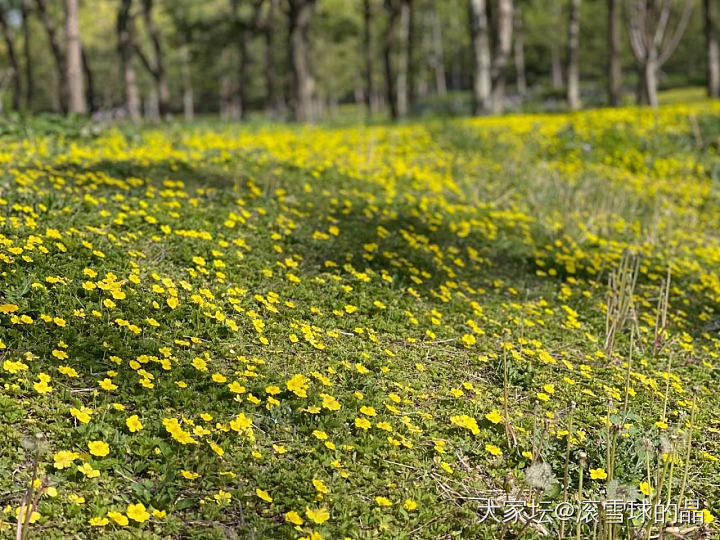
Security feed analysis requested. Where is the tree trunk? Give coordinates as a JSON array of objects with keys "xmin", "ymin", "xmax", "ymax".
[
  {"xmin": 117, "ymin": 0, "xmax": 141, "ymax": 122},
  {"xmin": 81, "ymin": 45, "xmax": 95, "ymax": 113},
  {"xmin": 230, "ymin": 0, "xmax": 249, "ymax": 120},
  {"xmin": 431, "ymin": 4, "xmax": 447, "ymax": 96},
  {"xmin": 706, "ymin": 0, "xmax": 720, "ymax": 98},
  {"xmin": 490, "ymin": 0, "xmax": 513, "ymax": 114},
  {"xmin": 550, "ymin": 43, "xmax": 563, "ymax": 89},
  {"xmin": 608, "ymin": 0, "xmax": 622, "ymax": 106},
  {"xmin": 21, "ymin": 0, "xmax": 34, "ymax": 111},
  {"xmin": 396, "ymin": 0, "xmax": 411, "ymax": 116},
  {"xmin": 263, "ymin": 0, "xmax": 282, "ymax": 116},
  {"xmin": 35, "ymin": 0, "xmax": 67, "ymax": 112},
  {"xmin": 65, "ymin": 0, "xmax": 86, "ymax": 114},
  {"xmin": 566, "ymin": 0, "xmax": 581, "ymax": 111},
  {"xmin": 288, "ymin": 0, "xmax": 315, "ymax": 122},
  {"xmin": 383, "ymin": 0, "xmax": 400, "ymax": 119},
  {"xmin": 141, "ymin": 0, "xmax": 169, "ymax": 117},
  {"xmin": 363, "ymin": 0, "xmax": 375, "ymax": 114},
  {"xmin": 405, "ymin": 0, "xmax": 415, "ymax": 112},
  {"xmin": 180, "ymin": 37, "xmax": 194, "ymax": 121},
  {"xmin": 0, "ymin": 8, "xmax": 21, "ymax": 111},
  {"xmin": 469, "ymin": 0, "xmax": 490, "ymax": 114},
  {"xmin": 643, "ymin": 52, "xmax": 659, "ymax": 107},
  {"xmin": 514, "ymin": 5, "xmax": 526, "ymax": 97}
]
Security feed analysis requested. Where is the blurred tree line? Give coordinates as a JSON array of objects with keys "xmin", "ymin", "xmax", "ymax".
[{"xmin": 0, "ymin": 0, "xmax": 716, "ymax": 121}]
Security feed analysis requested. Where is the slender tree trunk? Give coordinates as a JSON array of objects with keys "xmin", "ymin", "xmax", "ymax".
[
  {"xmin": 230, "ymin": 0, "xmax": 249, "ymax": 120},
  {"xmin": 383, "ymin": 0, "xmax": 400, "ymax": 119},
  {"xmin": 141, "ymin": 0, "xmax": 169, "ymax": 117},
  {"xmin": 81, "ymin": 45, "xmax": 95, "ymax": 113},
  {"xmin": 117, "ymin": 0, "xmax": 141, "ymax": 122},
  {"xmin": 288, "ymin": 0, "xmax": 315, "ymax": 122},
  {"xmin": 431, "ymin": 4, "xmax": 447, "ymax": 96},
  {"xmin": 363, "ymin": 0, "xmax": 375, "ymax": 114},
  {"xmin": 469, "ymin": 0, "xmax": 490, "ymax": 114},
  {"xmin": 608, "ymin": 0, "xmax": 622, "ymax": 106},
  {"xmin": 264, "ymin": 0, "xmax": 282, "ymax": 116},
  {"xmin": 0, "ymin": 8, "xmax": 21, "ymax": 111},
  {"xmin": 490, "ymin": 0, "xmax": 513, "ymax": 114},
  {"xmin": 396, "ymin": 0, "xmax": 411, "ymax": 116},
  {"xmin": 706, "ymin": 0, "xmax": 720, "ymax": 98},
  {"xmin": 550, "ymin": 43, "xmax": 563, "ymax": 89},
  {"xmin": 405, "ymin": 0, "xmax": 415, "ymax": 112},
  {"xmin": 514, "ymin": 5, "xmax": 526, "ymax": 97},
  {"xmin": 21, "ymin": 0, "xmax": 34, "ymax": 110},
  {"xmin": 35, "ymin": 0, "xmax": 67, "ymax": 112},
  {"xmin": 566, "ymin": 0, "xmax": 581, "ymax": 111},
  {"xmin": 643, "ymin": 52, "xmax": 659, "ymax": 107},
  {"xmin": 180, "ymin": 36, "xmax": 194, "ymax": 121},
  {"xmin": 65, "ymin": 0, "xmax": 86, "ymax": 114}
]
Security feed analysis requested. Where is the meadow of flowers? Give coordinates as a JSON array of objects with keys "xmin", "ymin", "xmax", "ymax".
[{"xmin": 1, "ymin": 103, "xmax": 720, "ymax": 539}]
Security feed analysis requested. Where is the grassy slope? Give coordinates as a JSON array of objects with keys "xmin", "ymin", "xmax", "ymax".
[{"xmin": 1, "ymin": 103, "xmax": 720, "ymax": 539}]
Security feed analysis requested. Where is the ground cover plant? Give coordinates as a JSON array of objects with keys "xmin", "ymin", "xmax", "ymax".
[{"xmin": 2, "ymin": 103, "xmax": 720, "ymax": 539}]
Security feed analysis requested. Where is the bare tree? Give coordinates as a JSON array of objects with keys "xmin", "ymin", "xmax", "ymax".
[
  {"xmin": 35, "ymin": 0, "xmax": 67, "ymax": 112},
  {"xmin": 179, "ymin": 30, "xmax": 193, "ymax": 120},
  {"xmin": 363, "ymin": 0, "xmax": 375, "ymax": 114},
  {"xmin": 117, "ymin": 0, "xmax": 140, "ymax": 121},
  {"xmin": 626, "ymin": 0, "xmax": 693, "ymax": 107},
  {"xmin": 229, "ymin": 0, "xmax": 250, "ymax": 120},
  {"xmin": 608, "ymin": 0, "xmax": 622, "ymax": 106},
  {"xmin": 135, "ymin": 0, "xmax": 169, "ymax": 118},
  {"xmin": 288, "ymin": 0, "xmax": 316, "ymax": 122},
  {"xmin": 81, "ymin": 45, "xmax": 95, "ymax": 112},
  {"xmin": 383, "ymin": 0, "xmax": 400, "ymax": 119},
  {"xmin": 514, "ymin": 4, "xmax": 526, "ymax": 97},
  {"xmin": 566, "ymin": 0, "xmax": 581, "ymax": 111},
  {"xmin": 258, "ymin": 0, "xmax": 282, "ymax": 116},
  {"xmin": 490, "ymin": 0, "xmax": 513, "ymax": 114},
  {"xmin": 396, "ymin": 0, "xmax": 411, "ymax": 116},
  {"xmin": 706, "ymin": 0, "xmax": 720, "ymax": 97},
  {"xmin": 405, "ymin": 0, "xmax": 415, "ymax": 112},
  {"xmin": 64, "ymin": 0, "xmax": 86, "ymax": 113},
  {"xmin": 430, "ymin": 3, "xmax": 447, "ymax": 96},
  {"xmin": 21, "ymin": 0, "xmax": 33, "ymax": 110},
  {"xmin": 469, "ymin": 0, "xmax": 490, "ymax": 114}
]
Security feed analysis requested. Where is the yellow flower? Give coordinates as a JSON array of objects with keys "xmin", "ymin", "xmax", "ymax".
[
  {"xmin": 312, "ymin": 430, "xmax": 328, "ymax": 440},
  {"xmin": 485, "ymin": 444, "xmax": 503, "ymax": 457},
  {"xmin": 77, "ymin": 462, "xmax": 100, "ymax": 478},
  {"xmin": 126, "ymin": 415, "xmax": 144, "ymax": 432},
  {"xmin": 107, "ymin": 511, "xmax": 128, "ymax": 526},
  {"xmin": 285, "ymin": 510, "xmax": 304, "ymax": 525},
  {"xmin": 88, "ymin": 440, "xmax": 110, "ymax": 457},
  {"xmin": 53, "ymin": 450, "xmax": 79, "ymax": 469},
  {"xmin": 256, "ymin": 488, "xmax": 273, "ymax": 503},
  {"xmin": 375, "ymin": 496, "xmax": 392, "ymax": 507},
  {"xmin": 98, "ymin": 378, "xmax": 117, "ymax": 391},
  {"xmin": 181, "ymin": 470, "xmax": 200, "ymax": 480},
  {"xmin": 70, "ymin": 407, "xmax": 93, "ymax": 424},
  {"xmin": 639, "ymin": 482, "xmax": 653, "ymax": 496},
  {"xmin": 589, "ymin": 468, "xmax": 607, "ymax": 480},
  {"xmin": 89, "ymin": 517, "xmax": 109, "ymax": 527},
  {"xmin": 214, "ymin": 490, "xmax": 232, "ymax": 504},
  {"xmin": 403, "ymin": 499, "xmax": 418, "ymax": 511},
  {"xmin": 450, "ymin": 414, "xmax": 480, "ymax": 436},
  {"xmin": 126, "ymin": 503, "xmax": 150, "ymax": 523},
  {"xmin": 0, "ymin": 303, "xmax": 19, "ymax": 313},
  {"xmin": 313, "ymin": 479, "xmax": 329, "ymax": 494},
  {"xmin": 306, "ymin": 507, "xmax": 330, "ymax": 524},
  {"xmin": 485, "ymin": 409, "xmax": 503, "ymax": 424},
  {"xmin": 287, "ymin": 373, "xmax": 310, "ymax": 398},
  {"xmin": 355, "ymin": 417, "xmax": 371, "ymax": 430},
  {"xmin": 359, "ymin": 406, "xmax": 377, "ymax": 417}
]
